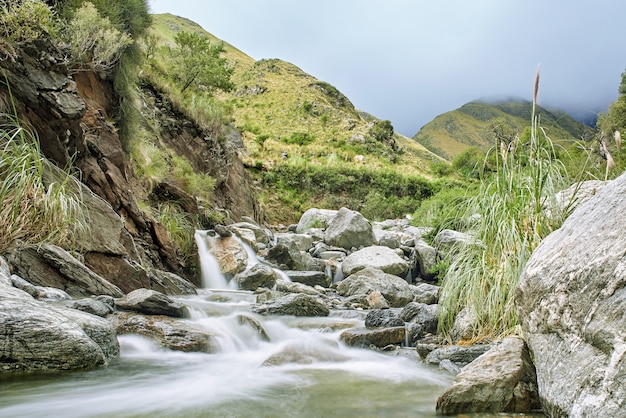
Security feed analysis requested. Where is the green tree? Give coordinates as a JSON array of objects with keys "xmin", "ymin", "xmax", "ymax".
[{"xmin": 172, "ymin": 31, "xmax": 234, "ymax": 94}]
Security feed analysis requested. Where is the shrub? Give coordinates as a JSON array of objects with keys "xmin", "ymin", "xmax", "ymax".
[
  {"xmin": 155, "ymin": 203, "xmax": 196, "ymax": 262},
  {"xmin": 282, "ymin": 132, "xmax": 315, "ymax": 146},
  {"xmin": 0, "ymin": 0, "xmax": 57, "ymax": 43},
  {"xmin": 61, "ymin": 2, "xmax": 132, "ymax": 74}
]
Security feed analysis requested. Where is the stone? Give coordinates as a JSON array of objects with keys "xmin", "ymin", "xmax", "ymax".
[
  {"xmin": 340, "ymin": 327, "xmax": 405, "ymax": 348},
  {"xmin": 324, "ymin": 207, "xmax": 377, "ymax": 250},
  {"xmin": 274, "ymin": 232, "xmax": 314, "ymax": 252},
  {"xmin": 337, "ymin": 267, "xmax": 414, "ymax": 308},
  {"xmin": 399, "ymin": 302, "xmax": 438, "ymax": 343},
  {"xmin": 296, "ymin": 208, "xmax": 338, "ymax": 233},
  {"xmin": 515, "ymin": 171, "xmax": 626, "ymax": 417},
  {"xmin": 342, "ymin": 245, "xmax": 409, "ymax": 277},
  {"xmin": 365, "ymin": 309, "xmax": 403, "ymax": 328},
  {"xmin": 7, "ymin": 244, "xmax": 123, "ymax": 298},
  {"xmin": 365, "ymin": 290, "xmax": 390, "ymax": 309},
  {"xmin": 250, "ymin": 293, "xmax": 329, "ymax": 317},
  {"xmin": 111, "ymin": 312, "xmax": 219, "ymax": 353},
  {"xmin": 412, "ymin": 282, "xmax": 440, "ymax": 305},
  {"xmin": 71, "ymin": 298, "xmax": 115, "ymax": 317},
  {"xmin": 436, "ymin": 337, "xmax": 541, "ymax": 415},
  {"xmin": 413, "ymin": 240, "xmax": 438, "ymax": 281},
  {"xmin": 0, "ymin": 285, "xmax": 119, "ymax": 374},
  {"xmin": 282, "ymin": 270, "xmax": 330, "ymax": 288},
  {"xmin": 115, "ymin": 288, "xmax": 188, "ymax": 318},
  {"xmin": 234, "ymin": 263, "xmax": 277, "ymax": 290},
  {"xmin": 425, "ymin": 343, "xmax": 493, "ymax": 368}
]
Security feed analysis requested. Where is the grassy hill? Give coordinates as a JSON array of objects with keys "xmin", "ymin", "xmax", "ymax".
[
  {"xmin": 145, "ymin": 14, "xmax": 446, "ymax": 223},
  {"xmin": 413, "ymin": 100, "xmax": 594, "ymax": 160}
]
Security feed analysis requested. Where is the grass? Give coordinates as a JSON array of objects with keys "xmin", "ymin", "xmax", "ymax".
[
  {"xmin": 0, "ymin": 108, "xmax": 88, "ymax": 252},
  {"xmin": 437, "ymin": 69, "xmax": 573, "ymax": 342}
]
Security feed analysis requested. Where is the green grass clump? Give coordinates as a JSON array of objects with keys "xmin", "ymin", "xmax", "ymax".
[
  {"xmin": 154, "ymin": 203, "xmax": 195, "ymax": 263},
  {"xmin": 437, "ymin": 70, "xmax": 573, "ymax": 341},
  {"xmin": 0, "ymin": 110, "xmax": 87, "ymax": 252}
]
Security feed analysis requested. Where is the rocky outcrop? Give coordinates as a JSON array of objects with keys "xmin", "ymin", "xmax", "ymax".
[
  {"xmin": 7, "ymin": 244, "xmax": 123, "ymax": 298},
  {"xmin": 0, "ymin": 263, "xmax": 119, "ymax": 374},
  {"xmin": 436, "ymin": 337, "xmax": 540, "ymax": 415},
  {"xmin": 516, "ymin": 172, "xmax": 626, "ymax": 418}
]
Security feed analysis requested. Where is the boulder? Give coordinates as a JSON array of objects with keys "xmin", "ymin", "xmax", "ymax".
[
  {"xmin": 71, "ymin": 298, "xmax": 115, "ymax": 317},
  {"xmin": 111, "ymin": 312, "xmax": 219, "ymax": 353},
  {"xmin": 282, "ymin": 270, "xmax": 330, "ymax": 288},
  {"xmin": 413, "ymin": 240, "xmax": 438, "ymax": 281},
  {"xmin": 340, "ymin": 327, "xmax": 405, "ymax": 348},
  {"xmin": 365, "ymin": 290, "xmax": 390, "ymax": 309},
  {"xmin": 265, "ymin": 240, "xmax": 325, "ymax": 271},
  {"xmin": 115, "ymin": 288, "xmax": 188, "ymax": 318},
  {"xmin": 342, "ymin": 245, "xmax": 409, "ymax": 277},
  {"xmin": 7, "ymin": 244, "xmax": 123, "ymax": 298},
  {"xmin": 434, "ymin": 229, "xmax": 480, "ymax": 258},
  {"xmin": 296, "ymin": 208, "xmax": 338, "ymax": 233},
  {"xmin": 400, "ymin": 302, "xmax": 438, "ymax": 343},
  {"xmin": 365, "ymin": 309, "xmax": 404, "ymax": 328},
  {"xmin": 0, "ymin": 285, "xmax": 119, "ymax": 374},
  {"xmin": 324, "ymin": 207, "xmax": 377, "ymax": 250},
  {"xmin": 250, "ymin": 293, "xmax": 329, "ymax": 317},
  {"xmin": 425, "ymin": 343, "xmax": 493, "ymax": 369},
  {"xmin": 337, "ymin": 267, "xmax": 414, "ymax": 308},
  {"xmin": 274, "ymin": 232, "xmax": 314, "ymax": 252},
  {"xmin": 515, "ymin": 171, "xmax": 626, "ymax": 417},
  {"xmin": 233, "ymin": 263, "xmax": 277, "ymax": 291},
  {"xmin": 436, "ymin": 337, "xmax": 540, "ymax": 415},
  {"xmin": 203, "ymin": 235, "xmax": 248, "ymax": 276},
  {"xmin": 412, "ymin": 282, "xmax": 440, "ymax": 305}
]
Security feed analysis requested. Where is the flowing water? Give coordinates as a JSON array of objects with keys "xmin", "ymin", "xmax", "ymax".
[{"xmin": 0, "ymin": 233, "xmax": 455, "ymax": 417}]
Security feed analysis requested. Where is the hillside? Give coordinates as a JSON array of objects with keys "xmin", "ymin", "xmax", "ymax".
[
  {"xmin": 413, "ymin": 100, "xmax": 594, "ymax": 160},
  {"xmin": 151, "ymin": 14, "xmax": 441, "ymax": 175}
]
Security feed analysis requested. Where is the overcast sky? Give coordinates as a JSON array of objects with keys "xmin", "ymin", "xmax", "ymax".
[{"xmin": 149, "ymin": 0, "xmax": 626, "ymax": 137}]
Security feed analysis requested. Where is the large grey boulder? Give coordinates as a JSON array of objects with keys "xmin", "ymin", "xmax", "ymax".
[
  {"xmin": 436, "ymin": 337, "xmax": 540, "ymax": 415},
  {"xmin": 199, "ymin": 234, "xmax": 248, "ymax": 276},
  {"xmin": 296, "ymin": 208, "xmax": 338, "ymax": 233},
  {"xmin": 115, "ymin": 288, "xmax": 188, "ymax": 318},
  {"xmin": 337, "ymin": 267, "xmax": 414, "ymax": 308},
  {"xmin": 233, "ymin": 263, "xmax": 277, "ymax": 291},
  {"xmin": 516, "ymin": 172, "xmax": 626, "ymax": 418},
  {"xmin": 342, "ymin": 245, "xmax": 409, "ymax": 277},
  {"xmin": 0, "ymin": 284, "xmax": 119, "ymax": 374},
  {"xmin": 251, "ymin": 293, "xmax": 329, "ymax": 317},
  {"xmin": 324, "ymin": 207, "xmax": 376, "ymax": 250},
  {"xmin": 7, "ymin": 244, "xmax": 123, "ymax": 297}
]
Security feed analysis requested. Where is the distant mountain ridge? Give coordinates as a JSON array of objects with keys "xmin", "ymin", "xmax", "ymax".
[{"xmin": 412, "ymin": 100, "xmax": 594, "ymax": 160}]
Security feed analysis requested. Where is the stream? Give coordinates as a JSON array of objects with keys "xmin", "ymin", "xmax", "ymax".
[
  {"xmin": 0, "ymin": 231, "xmax": 457, "ymax": 417},
  {"xmin": 0, "ymin": 287, "xmax": 454, "ymax": 418}
]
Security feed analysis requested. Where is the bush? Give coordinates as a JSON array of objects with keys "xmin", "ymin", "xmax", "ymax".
[
  {"xmin": 61, "ymin": 2, "xmax": 132, "ymax": 74},
  {"xmin": 282, "ymin": 132, "xmax": 315, "ymax": 146},
  {"xmin": 0, "ymin": 0, "xmax": 57, "ymax": 43}
]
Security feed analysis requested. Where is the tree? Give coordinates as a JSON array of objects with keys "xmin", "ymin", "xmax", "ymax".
[{"xmin": 172, "ymin": 31, "xmax": 234, "ymax": 94}]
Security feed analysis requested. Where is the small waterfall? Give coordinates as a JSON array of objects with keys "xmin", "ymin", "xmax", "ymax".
[
  {"xmin": 194, "ymin": 230, "xmax": 230, "ymax": 289},
  {"xmin": 333, "ymin": 262, "xmax": 344, "ymax": 284}
]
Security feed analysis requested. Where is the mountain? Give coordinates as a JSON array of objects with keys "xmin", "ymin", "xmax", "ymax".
[
  {"xmin": 151, "ymin": 14, "xmax": 441, "ymax": 176},
  {"xmin": 412, "ymin": 100, "xmax": 594, "ymax": 160}
]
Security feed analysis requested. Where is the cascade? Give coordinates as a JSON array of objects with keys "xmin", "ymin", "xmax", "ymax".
[{"xmin": 194, "ymin": 230, "xmax": 230, "ymax": 289}]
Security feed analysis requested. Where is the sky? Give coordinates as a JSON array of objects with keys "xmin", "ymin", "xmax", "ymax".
[{"xmin": 149, "ymin": 0, "xmax": 626, "ymax": 137}]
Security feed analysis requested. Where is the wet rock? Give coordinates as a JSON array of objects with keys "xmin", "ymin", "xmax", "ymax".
[
  {"xmin": 365, "ymin": 290, "xmax": 389, "ymax": 309},
  {"xmin": 202, "ymin": 235, "xmax": 248, "ymax": 276},
  {"xmin": 274, "ymin": 232, "xmax": 314, "ymax": 252},
  {"xmin": 412, "ymin": 282, "xmax": 440, "ymax": 305},
  {"xmin": 283, "ymin": 270, "xmax": 330, "ymax": 288},
  {"xmin": 115, "ymin": 288, "xmax": 188, "ymax": 318},
  {"xmin": 342, "ymin": 245, "xmax": 409, "ymax": 277},
  {"xmin": 274, "ymin": 279, "xmax": 326, "ymax": 298},
  {"xmin": 0, "ymin": 284, "xmax": 118, "ymax": 374},
  {"xmin": 111, "ymin": 312, "xmax": 219, "ymax": 353},
  {"xmin": 436, "ymin": 337, "xmax": 540, "ymax": 415},
  {"xmin": 236, "ymin": 313, "xmax": 270, "ymax": 341},
  {"xmin": 400, "ymin": 302, "xmax": 438, "ymax": 343},
  {"xmin": 425, "ymin": 343, "xmax": 493, "ymax": 368},
  {"xmin": 365, "ymin": 309, "xmax": 404, "ymax": 328},
  {"xmin": 340, "ymin": 326, "xmax": 405, "ymax": 348},
  {"xmin": 71, "ymin": 298, "xmax": 115, "ymax": 317},
  {"xmin": 413, "ymin": 240, "xmax": 438, "ymax": 281},
  {"xmin": 234, "ymin": 263, "xmax": 277, "ymax": 291},
  {"xmin": 250, "ymin": 293, "xmax": 329, "ymax": 317},
  {"xmin": 263, "ymin": 340, "xmax": 348, "ymax": 366}
]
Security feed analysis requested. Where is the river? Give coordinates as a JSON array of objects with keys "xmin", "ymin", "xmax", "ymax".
[{"xmin": 0, "ymin": 287, "xmax": 453, "ymax": 417}]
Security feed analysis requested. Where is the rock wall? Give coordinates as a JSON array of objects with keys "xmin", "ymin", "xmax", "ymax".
[{"xmin": 516, "ymin": 172, "xmax": 626, "ymax": 417}]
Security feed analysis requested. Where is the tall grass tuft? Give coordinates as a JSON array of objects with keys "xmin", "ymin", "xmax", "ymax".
[
  {"xmin": 438, "ymin": 69, "xmax": 570, "ymax": 341},
  {"xmin": 0, "ymin": 109, "xmax": 88, "ymax": 252}
]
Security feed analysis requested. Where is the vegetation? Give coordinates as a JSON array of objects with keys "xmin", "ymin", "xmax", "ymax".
[
  {"xmin": 0, "ymin": 101, "xmax": 87, "ymax": 252},
  {"xmin": 435, "ymin": 70, "xmax": 574, "ymax": 341}
]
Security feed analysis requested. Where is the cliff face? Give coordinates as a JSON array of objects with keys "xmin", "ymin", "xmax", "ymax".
[{"xmin": 0, "ymin": 37, "xmax": 261, "ymax": 285}]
